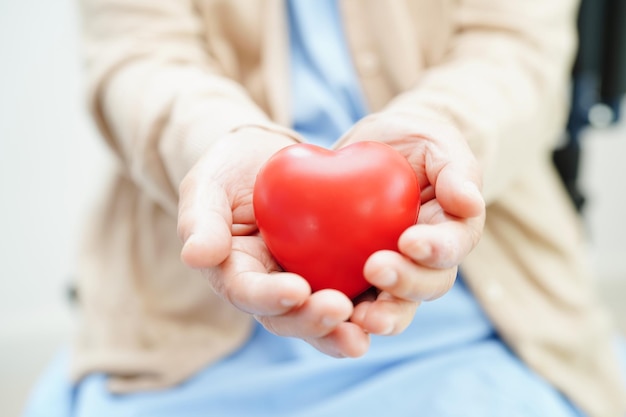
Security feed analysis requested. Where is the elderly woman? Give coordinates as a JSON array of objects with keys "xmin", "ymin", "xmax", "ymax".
[{"xmin": 24, "ymin": 1, "xmax": 625, "ymax": 416}]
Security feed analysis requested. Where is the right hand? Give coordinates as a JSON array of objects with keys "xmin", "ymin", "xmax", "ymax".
[{"xmin": 177, "ymin": 127, "xmax": 371, "ymax": 358}]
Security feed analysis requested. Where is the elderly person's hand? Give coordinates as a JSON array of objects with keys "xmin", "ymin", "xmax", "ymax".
[
  {"xmin": 178, "ymin": 113, "xmax": 485, "ymax": 358},
  {"xmin": 335, "ymin": 113, "xmax": 486, "ymax": 336},
  {"xmin": 178, "ymin": 127, "xmax": 370, "ymax": 358}
]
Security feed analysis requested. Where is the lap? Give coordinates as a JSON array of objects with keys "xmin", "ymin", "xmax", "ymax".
[
  {"xmin": 22, "ymin": 330, "xmax": 599, "ymax": 417},
  {"xmin": 22, "ymin": 280, "xmax": 608, "ymax": 417}
]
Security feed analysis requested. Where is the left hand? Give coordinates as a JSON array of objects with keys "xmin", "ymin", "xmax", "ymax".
[{"xmin": 335, "ymin": 112, "xmax": 486, "ymax": 335}]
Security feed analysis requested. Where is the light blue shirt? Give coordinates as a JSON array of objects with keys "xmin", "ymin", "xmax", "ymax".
[{"xmin": 288, "ymin": 0, "xmax": 368, "ymax": 147}]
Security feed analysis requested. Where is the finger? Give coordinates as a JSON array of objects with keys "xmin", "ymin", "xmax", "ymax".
[
  {"xmin": 364, "ymin": 250, "xmax": 457, "ymax": 301},
  {"xmin": 351, "ymin": 292, "xmax": 420, "ymax": 335},
  {"xmin": 398, "ymin": 212, "xmax": 484, "ymax": 269},
  {"xmin": 304, "ymin": 322, "xmax": 370, "ymax": 358},
  {"xmin": 211, "ymin": 236, "xmax": 311, "ymax": 315},
  {"xmin": 432, "ymin": 160, "xmax": 485, "ymax": 219},
  {"xmin": 214, "ymin": 270, "xmax": 311, "ymax": 316},
  {"xmin": 254, "ymin": 289, "xmax": 353, "ymax": 338},
  {"xmin": 335, "ymin": 113, "xmax": 485, "ymax": 219},
  {"xmin": 415, "ymin": 124, "xmax": 484, "ymax": 219},
  {"xmin": 178, "ymin": 167, "xmax": 233, "ymax": 268}
]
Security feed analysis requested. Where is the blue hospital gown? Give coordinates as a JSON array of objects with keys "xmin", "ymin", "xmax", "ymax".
[{"xmin": 23, "ymin": 1, "xmax": 620, "ymax": 416}]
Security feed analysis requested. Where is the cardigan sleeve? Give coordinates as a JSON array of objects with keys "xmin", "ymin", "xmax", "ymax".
[
  {"xmin": 385, "ymin": 0, "xmax": 579, "ymax": 203},
  {"xmin": 80, "ymin": 0, "xmax": 297, "ymax": 214}
]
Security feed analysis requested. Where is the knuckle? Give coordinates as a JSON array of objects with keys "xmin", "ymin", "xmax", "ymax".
[
  {"xmin": 428, "ymin": 235, "xmax": 459, "ymax": 269},
  {"xmin": 424, "ymin": 267, "xmax": 457, "ymax": 301},
  {"xmin": 204, "ymin": 267, "xmax": 230, "ymax": 301}
]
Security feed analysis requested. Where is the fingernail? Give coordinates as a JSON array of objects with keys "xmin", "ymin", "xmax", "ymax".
[
  {"xmin": 182, "ymin": 233, "xmax": 196, "ymax": 248},
  {"xmin": 464, "ymin": 181, "xmax": 482, "ymax": 199},
  {"xmin": 280, "ymin": 298, "xmax": 299, "ymax": 308},
  {"xmin": 181, "ymin": 234, "xmax": 199, "ymax": 258},
  {"xmin": 322, "ymin": 316, "xmax": 342, "ymax": 328},
  {"xmin": 373, "ymin": 268, "xmax": 398, "ymax": 287},
  {"xmin": 380, "ymin": 322, "xmax": 395, "ymax": 336}
]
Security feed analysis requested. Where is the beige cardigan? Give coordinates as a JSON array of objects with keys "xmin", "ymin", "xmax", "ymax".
[{"xmin": 76, "ymin": 0, "xmax": 626, "ymax": 415}]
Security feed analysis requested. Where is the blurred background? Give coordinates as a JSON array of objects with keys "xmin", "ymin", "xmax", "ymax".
[{"xmin": 0, "ymin": 1, "xmax": 624, "ymax": 416}]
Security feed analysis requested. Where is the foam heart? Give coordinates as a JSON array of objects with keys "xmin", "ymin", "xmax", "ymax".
[{"xmin": 253, "ymin": 141, "xmax": 420, "ymax": 299}]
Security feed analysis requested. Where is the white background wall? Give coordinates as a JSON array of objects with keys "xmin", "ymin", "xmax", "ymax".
[
  {"xmin": 1, "ymin": 1, "xmax": 625, "ymax": 416},
  {"xmin": 1, "ymin": 1, "xmax": 112, "ymax": 415}
]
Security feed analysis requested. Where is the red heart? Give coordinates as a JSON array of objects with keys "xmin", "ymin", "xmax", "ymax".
[{"xmin": 253, "ymin": 141, "xmax": 420, "ymax": 299}]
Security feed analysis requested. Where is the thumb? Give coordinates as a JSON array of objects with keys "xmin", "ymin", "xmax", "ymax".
[
  {"xmin": 178, "ymin": 171, "xmax": 233, "ymax": 268},
  {"xmin": 432, "ymin": 162, "xmax": 484, "ymax": 219}
]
